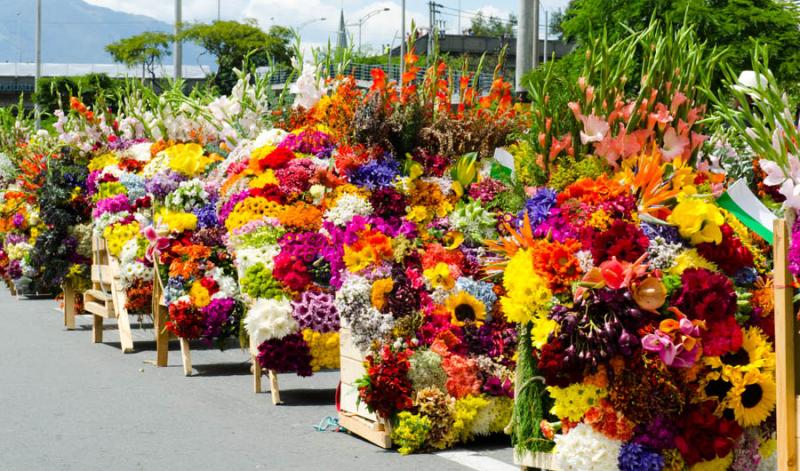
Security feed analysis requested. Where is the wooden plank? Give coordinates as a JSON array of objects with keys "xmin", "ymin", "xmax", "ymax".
[
  {"xmin": 338, "ymin": 412, "xmax": 391, "ymax": 449},
  {"xmin": 513, "ymin": 449, "xmax": 560, "ymax": 470},
  {"xmin": 152, "ymin": 264, "xmax": 169, "ymax": 368},
  {"xmin": 117, "ymin": 303, "xmax": 134, "ymax": 353},
  {"xmin": 269, "ymin": 370, "xmax": 282, "ymax": 405},
  {"xmin": 774, "ymin": 218, "xmax": 797, "ymax": 471},
  {"xmin": 63, "ymin": 285, "xmax": 76, "ymax": 330},
  {"xmin": 339, "ymin": 381, "xmax": 376, "ymax": 420},
  {"xmin": 340, "ymin": 356, "xmax": 367, "ymax": 385},
  {"xmin": 180, "ymin": 338, "xmax": 192, "ymax": 376},
  {"xmin": 92, "ymin": 315, "xmax": 103, "ymax": 343},
  {"xmin": 339, "ymin": 328, "xmax": 366, "ymax": 361},
  {"xmin": 253, "ymin": 356, "xmax": 262, "ymax": 394}
]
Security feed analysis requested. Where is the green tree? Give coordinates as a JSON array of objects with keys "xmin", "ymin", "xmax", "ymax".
[
  {"xmin": 558, "ymin": 0, "xmax": 800, "ymax": 85},
  {"xmin": 467, "ymin": 12, "xmax": 517, "ymax": 37},
  {"xmin": 105, "ymin": 31, "xmax": 172, "ymax": 83},
  {"xmin": 180, "ymin": 20, "xmax": 292, "ymax": 93}
]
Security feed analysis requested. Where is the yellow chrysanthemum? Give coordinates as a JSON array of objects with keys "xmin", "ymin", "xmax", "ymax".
[
  {"xmin": 423, "ymin": 262, "xmax": 455, "ymax": 290},
  {"xmin": 157, "ymin": 208, "xmax": 198, "ymax": 233},
  {"xmin": 688, "ymin": 454, "xmax": 733, "ymax": 471},
  {"xmin": 406, "ymin": 205, "xmax": 430, "ymax": 223},
  {"xmin": 371, "ymin": 278, "xmax": 394, "ymax": 310},
  {"xmin": 166, "ymin": 143, "xmax": 217, "ymax": 177},
  {"xmin": 668, "ymin": 195, "xmax": 725, "ymax": 245},
  {"xmin": 87, "ymin": 153, "xmax": 118, "ymax": 171},
  {"xmin": 303, "ymin": 329, "xmax": 340, "ymax": 371},
  {"xmin": 444, "ymin": 291, "xmax": 487, "ymax": 326},
  {"xmin": 669, "ymin": 248, "xmax": 718, "ymax": 275},
  {"xmin": 343, "ymin": 245, "xmax": 376, "ymax": 272},
  {"xmin": 248, "ymin": 169, "xmax": 279, "ymax": 188},
  {"xmin": 103, "ymin": 222, "xmax": 140, "ymax": 257},
  {"xmin": 546, "ymin": 383, "xmax": 607, "ymax": 422},
  {"xmin": 224, "ymin": 197, "xmax": 283, "ymax": 231},
  {"xmin": 500, "ymin": 249, "xmax": 552, "ymax": 325},
  {"xmin": 587, "ymin": 208, "xmax": 611, "ymax": 230},
  {"xmin": 189, "ymin": 281, "xmax": 211, "ymax": 308}
]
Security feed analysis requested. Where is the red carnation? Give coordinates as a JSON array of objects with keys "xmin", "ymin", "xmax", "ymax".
[
  {"xmin": 588, "ymin": 220, "xmax": 649, "ymax": 263},
  {"xmin": 258, "ymin": 147, "xmax": 295, "ymax": 170},
  {"xmin": 272, "ymin": 253, "xmax": 311, "ymax": 291},
  {"xmin": 248, "ymin": 184, "xmax": 285, "ymax": 203},
  {"xmin": 696, "ymin": 224, "xmax": 754, "ymax": 276}
]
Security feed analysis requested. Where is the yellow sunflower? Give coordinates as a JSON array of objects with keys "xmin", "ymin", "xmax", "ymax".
[
  {"xmin": 705, "ymin": 326, "xmax": 775, "ymax": 374},
  {"xmin": 445, "ymin": 291, "xmax": 487, "ymax": 326},
  {"xmin": 727, "ymin": 369, "xmax": 776, "ymax": 427}
]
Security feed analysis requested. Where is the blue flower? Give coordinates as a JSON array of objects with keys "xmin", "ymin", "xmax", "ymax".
[
  {"xmin": 618, "ymin": 443, "xmax": 664, "ymax": 471},
  {"xmin": 517, "ymin": 188, "xmax": 556, "ymax": 228},
  {"xmin": 195, "ymin": 203, "xmax": 218, "ymax": 229},
  {"xmin": 640, "ymin": 222, "xmax": 684, "ymax": 245},
  {"xmin": 348, "ymin": 159, "xmax": 400, "ymax": 190},
  {"xmin": 456, "ymin": 277, "xmax": 497, "ymax": 313},
  {"xmin": 119, "ymin": 172, "xmax": 146, "ymax": 202}
]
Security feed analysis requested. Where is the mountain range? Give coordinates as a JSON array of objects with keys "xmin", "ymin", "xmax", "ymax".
[{"xmin": 0, "ymin": 0, "xmax": 210, "ymax": 65}]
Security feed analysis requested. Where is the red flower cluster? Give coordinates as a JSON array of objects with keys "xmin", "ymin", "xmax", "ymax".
[
  {"xmin": 696, "ymin": 224, "xmax": 754, "ymax": 276},
  {"xmin": 249, "ymin": 184, "xmax": 285, "ymax": 204},
  {"xmin": 272, "ymin": 253, "xmax": 312, "ymax": 292},
  {"xmin": 589, "ymin": 220, "xmax": 649, "ymax": 263},
  {"xmin": 257, "ymin": 332, "xmax": 313, "ymax": 376},
  {"xmin": 166, "ymin": 299, "xmax": 205, "ymax": 339},
  {"xmin": 258, "ymin": 147, "xmax": 295, "ymax": 170},
  {"xmin": 672, "ymin": 268, "xmax": 742, "ymax": 356},
  {"xmin": 674, "ymin": 401, "xmax": 742, "ymax": 465},
  {"xmin": 359, "ymin": 345, "xmax": 414, "ymax": 418},
  {"xmin": 536, "ymin": 338, "xmax": 583, "ymax": 387}
]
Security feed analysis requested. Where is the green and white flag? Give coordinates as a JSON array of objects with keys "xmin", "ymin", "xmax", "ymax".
[{"xmin": 716, "ymin": 178, "xmax": 777, "ymax": 244}]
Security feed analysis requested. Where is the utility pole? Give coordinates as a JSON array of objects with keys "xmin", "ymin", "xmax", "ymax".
[
  {"xmin": 174, "ymin": 0, "xmax": 182, "ymax": 81},
  {"xmin": 543, "ymin": 9, "xmax": 548, "ymax": 64},
  {"xmin": 457, "ymin": 0, "xmax": 461, "ymax": 33},
  {"xmin": 400, "ymin": 0, "xmax": 406, "ymax": 79},
  {"xmin": 34, "ymin": 0, "xmax": 41, "ymax": 128},
  {"xmin": 532, "ymin": 0, "xmax": 540, "ymax": 69},
  {"xmin": 217, "ymin": 0, "xmax": 221, "ymax": 21},
  {"xmin": 515, "ymin": 0, "xmax": 533, "ymax": 93}
]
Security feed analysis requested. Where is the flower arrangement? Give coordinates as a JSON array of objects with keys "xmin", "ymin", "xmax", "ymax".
[{"xmin": 493, "ymin": 23, "xmax": 777, "ymax": 470}]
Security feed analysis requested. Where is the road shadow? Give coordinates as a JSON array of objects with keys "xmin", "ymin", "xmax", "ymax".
[{"xmin": 273, "ymin": 388, "xmax": 337, "ymax": 406}]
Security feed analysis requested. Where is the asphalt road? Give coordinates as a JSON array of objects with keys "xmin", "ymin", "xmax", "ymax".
[{"xmin": 0, "ymin": 288, "xmax": 516, "ymax": 471}]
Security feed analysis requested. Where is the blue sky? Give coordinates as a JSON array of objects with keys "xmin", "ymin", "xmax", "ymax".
[{"xmin": 85, "ymin": 0, "xmax": 571, "ymax": 53}]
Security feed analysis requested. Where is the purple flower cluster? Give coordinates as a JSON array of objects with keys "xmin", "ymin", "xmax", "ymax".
[
  {"xmin": 12, "ymin": 213, "xmax": 25, "ymax": 228},
  {"xmin": 789, "ymin": 218, "xmax": 800, "ymax": 277},
  {"xmin": 201, "ymin": 298, "xmax": 235, "ymax": 341},
  {"xmin": 468, "ymin": 178, "xmax": 508, "ymax": 203},
  {"xmin": 92, "ymin": 193, "xmax": 132, "ymax": 218},
  {"xmin": 145, "ymin": 171, "xmax": 185, "ymax": 199},
  {"xmin": 279, "ymin": 130, "xmax": 333, "ymax": 157},
  {"xmin": 640, "ymin": 222, "xmax": 684, "ymax": 245},
  {"xmin": 632, "ymin": 415, "xmax": 677, "ymax": 450},
  {"xmin": 195, "ymin": 203, "xmax": 219, "ymax": 229},
  {"xmin": 291, "ymin": 291, "xmax": 339, "ymax": 332}
]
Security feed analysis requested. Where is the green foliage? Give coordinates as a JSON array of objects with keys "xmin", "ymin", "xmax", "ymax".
[
  {"xmin": 33, "ymin": 74, "xmax": 122, "ymax": 114},
  {"xmin": 512, "ymin": 323, "xmax": 554, "ymax": 453},
  {"xmin": 105, "ymin": 31, "xmax": 172, "ymax": 83},
  {"xmin": 467, "ymin": 12, "xmax": 517, "ymax": 37},
  {"xmin": 180, "ymin": 20, "xmax": 292, "ymax": 93},
  {"xmin": 240, "ymin": 263, "xmax": 285, "ymax": 299},
  {"xmin": 558, "ymin": 0, "xmax": 800, "ymax": 86}
]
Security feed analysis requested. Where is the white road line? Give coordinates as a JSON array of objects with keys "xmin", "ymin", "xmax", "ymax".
[{"xmin": 434, "ymin": 450, "xmax": 519, "ymax": 471}]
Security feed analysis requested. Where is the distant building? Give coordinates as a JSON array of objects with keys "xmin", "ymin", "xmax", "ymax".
[
  {"xmin": 0, "ymin": 62, "xmax": 209, "ymax": 106},
  {"xmin": 390, "ymin": 32, "xmax": 573, "ymax": 71}
]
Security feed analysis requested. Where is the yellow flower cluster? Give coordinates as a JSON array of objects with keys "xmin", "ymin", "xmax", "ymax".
[
  {"xmin": 103, "ymin": 222, "xmax": 140, "ymax": 257},
  {"xmin": 225, "ymin": 197, "xmax": 283, "ymax": 232},
  {"xmin": 450, "ymin": 394, "xmax": 489, "ymax": 443},
  {"xmin": 87, "ymin": 153, "xmax": 118, "ymax": 171},
  {"xmin": 546, "ymin": 383, "xmax": 607, "ymax": 422},
  {"xmin": 500, "ymin": 249, "xmax": 553, "ymax": 345},
  {"xmin": 157, "ymin": 208, "xmax": 198, "ymax": 233},
  {"xmin": 247, "ymin": 169, "xmax": 279, "ymax": 189},
  {"xmin": 303, "ymin": 330, "xmax": 340, "ymax": 371},
  {"xmin": 668, "ymin": 248, "xmax": 717, "ymax": 276},
  {"xmin": 343, "ymin": 245, "xmax": 376, "ymax": 272},
  {"xmin": 423, "ymin": 262, "xmax": 455, "ymax": 290},
  {"xmin": 668, "ymin": 195, "xmax": 725, "ymax": 245},
  {"xmin": 165, "ymin": 143, "xmax": 217, "ymax": 177},
  {"xmin": 189, "ymin": 281, "xmax": 211, "ymax": 308}
]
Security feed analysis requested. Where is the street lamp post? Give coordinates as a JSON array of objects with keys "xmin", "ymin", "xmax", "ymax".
[
  {"xmin": 400, "ymin": 0, "xmax": 406, "ymax": 78},
  {"xmin": 174, "ymin": 0, "xmax": 182, "ymax": 81},
  {"xmin": 296, "ymin": 17, "xmax": 326, "ymax": 31},
  {"xmin": 348, "ymin": 8, "xmax": 390, "ymax": 53}
]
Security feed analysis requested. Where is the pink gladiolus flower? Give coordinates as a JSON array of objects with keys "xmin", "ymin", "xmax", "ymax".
[
  {"xmin": 660, "ymin": 127, "xmax": 690, "ymax": 161},
  {"xmin": 579, "ymin": 114, "xmax": 610, "ymax": 144}
]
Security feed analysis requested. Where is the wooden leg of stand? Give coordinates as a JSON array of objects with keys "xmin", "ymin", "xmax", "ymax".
[
  {"xmin": 63, "ymin": 285, "xmax": 75, "ymax": 330},
  {"xmin": 180, "ymin": 338, "xmax": 192, "ymax": 376},
  {"xmin": 253, "ymin": 356, "xmax": 262, "ymax": 393},
  {"xmin": 269, "ymin": 370, "xmax": 282, "ymax": 405},
  {"xmin": 92, "ymin": 315, "xmax": 103, "ymax": 343},
  {"xmin": 774, "ymin": 218, "xmax": 797, "ymax": 471},
  {"xmin": 155, "ymin": 306, "xmax": 168, "ymax": 367},
  {"xmin": 117, "ymin": 311, "xmax": 134, "ymax": 353}
]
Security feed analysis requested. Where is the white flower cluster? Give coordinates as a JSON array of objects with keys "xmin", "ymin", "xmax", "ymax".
[
  {"xmin": 208, "ymin": 267, "xmax": 238, "ymax": 299},
  {"xmin": 236, "ymin": 244, "xmax": 281, "ymax": 274},
  {"xmin": 324, "ymin": 194, "xmax": 373, "ymax": 227},
  {"xmin": 553, "ymin": 423, "xmax": 622, "ymax": 471},
  {"xmin": 119, "ymin": 142, "xmax": 153, "ymax": 162},
  {"xmin": 335, "ymin": 274, "xmax": 394, "ymax": 351},
  {"xmin": 165, "ymin": 179, "xmax": 209, "ymax": 212},
  {"xmin": 291, "ymin": 61, "xmax": 326, "ymax": 110},
  {"xmin": 119, "ymin": 239, "xmax": 149, "ymax": 287},
  {"xmin": 93, "ymin": 212, "xmax": 129, "ymax": 238},
  {"xmin": 647, "ymin": 236, "xmax": 684, "ymax": 271},
  {"xmin": 244, "ymin": 297, "xmax": 298, "ymax": 348},
  {"xmin": 574, "ymin": 249, "xmax": 594, "ymax": 273},
  {"xmin": 6, "ymin": 242, "xmax": 32, "ymax": 261}
]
